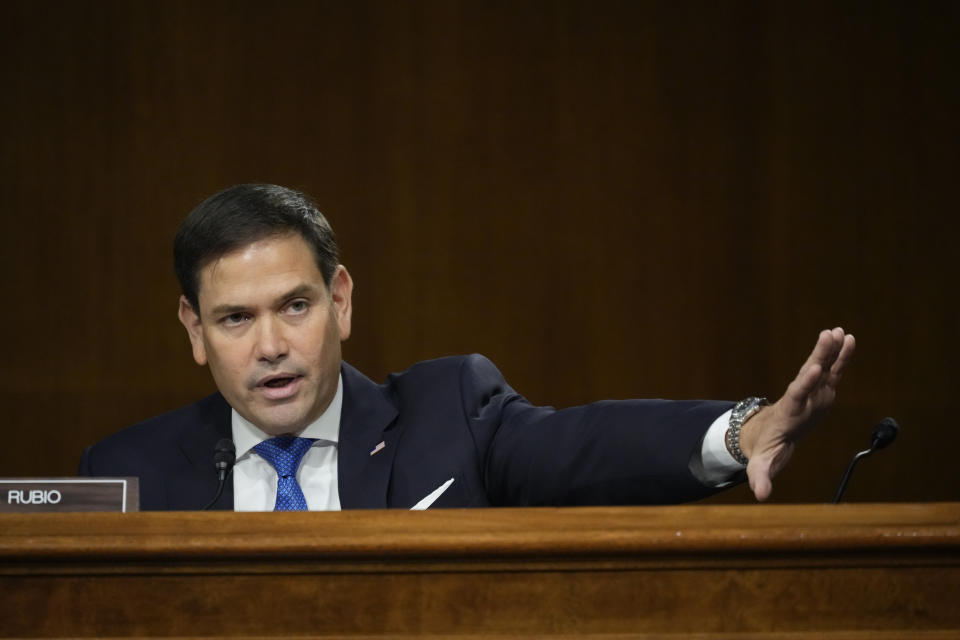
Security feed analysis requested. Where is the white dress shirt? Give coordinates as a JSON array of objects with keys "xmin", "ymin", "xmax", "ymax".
[
  {"xmin": 232, "ymin": 374, "xmax": 343, "ymax": 511},
  {"xmin": 699, "ymin": 409, "xmax": 744, "ymax": 486},
  {"xmin": 230, "ymin": 373, "xmax": 742, "ymax": 511}
]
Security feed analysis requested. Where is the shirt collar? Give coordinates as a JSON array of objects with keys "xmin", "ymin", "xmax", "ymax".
[{"xmin": 231, "ymin": 373, "xmax": 343, "ymax": 460}]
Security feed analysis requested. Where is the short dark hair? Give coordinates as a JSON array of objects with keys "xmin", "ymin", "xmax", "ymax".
[{"xmin": 174, "ymin": 184, "xmax": 339, "ymax": 313}]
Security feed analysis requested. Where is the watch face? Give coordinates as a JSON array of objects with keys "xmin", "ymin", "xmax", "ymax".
[{"xmin": 737, "ymin": 397, "xmax": 767, "ymax": 416}]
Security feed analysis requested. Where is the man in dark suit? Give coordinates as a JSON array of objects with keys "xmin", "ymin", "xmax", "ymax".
[{"xmin": 80, "ymin": 184, "xmax": 855, "ymax": 510}]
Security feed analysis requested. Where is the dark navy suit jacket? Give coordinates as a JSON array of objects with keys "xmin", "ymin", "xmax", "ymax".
[{"xmin": 79, "ymin": 354, "xmax": 734, "ymax": 510}]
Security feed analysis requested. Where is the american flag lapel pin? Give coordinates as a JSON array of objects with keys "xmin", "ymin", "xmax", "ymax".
[{"xmin": 369, "ymin": 441, "xmax": 386, "ymax": 456}]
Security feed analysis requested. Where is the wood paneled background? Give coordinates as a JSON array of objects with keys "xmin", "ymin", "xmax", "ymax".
[{"xmin": 0, "ymin": 1, "xmax": 956, "ymax": 503}]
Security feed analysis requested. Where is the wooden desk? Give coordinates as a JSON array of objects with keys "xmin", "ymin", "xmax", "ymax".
[{"xmin": 1, "ymin": 503, "xmax": 958, "ymax": 638}]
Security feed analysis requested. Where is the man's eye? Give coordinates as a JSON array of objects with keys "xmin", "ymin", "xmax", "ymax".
[
  {"xmin": 222, "ymin": 312, "xmax": 249, "ymax": 326},
  {"xmin": 287, "ymin": 300, "xmax": 309, "ymax": 314}
]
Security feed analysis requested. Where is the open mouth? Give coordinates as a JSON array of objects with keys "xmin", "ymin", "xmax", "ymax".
[
  {"xmin": 256, "ymin": 374, "xmax": 303, "ymax": 400},
  {"xmin": 263, "ymin": 376, "xmax": 298, "ymax": 388}
]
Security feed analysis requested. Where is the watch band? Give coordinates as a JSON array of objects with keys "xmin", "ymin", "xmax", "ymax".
[{"xmin": 725, "ymin": 396, "xmax": 769, "ymax": 465}]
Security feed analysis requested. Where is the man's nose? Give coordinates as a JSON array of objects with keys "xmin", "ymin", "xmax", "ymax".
[{"xmin": 255, "ymin": 316, "xmax": 288, "ymax": 362}]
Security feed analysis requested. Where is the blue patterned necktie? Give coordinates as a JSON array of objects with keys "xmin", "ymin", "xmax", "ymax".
[{"xmin": 253, "ymin": 436, "xmax": 316, "ymax": 511}]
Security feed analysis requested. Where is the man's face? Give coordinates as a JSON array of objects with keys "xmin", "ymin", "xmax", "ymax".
[{"xmin": 178, "ymin": 233, "xmax": 352, "ymax": 436}]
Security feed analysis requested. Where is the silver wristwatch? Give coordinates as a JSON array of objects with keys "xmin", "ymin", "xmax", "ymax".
[{"xmin": 725, "ymin": 396, "xmax": 769, "ymax": 465}]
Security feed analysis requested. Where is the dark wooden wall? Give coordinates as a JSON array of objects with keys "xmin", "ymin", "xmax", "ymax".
[{"xmin": 0, "ymin": 1, "xmax": 956, "ymax": 503}]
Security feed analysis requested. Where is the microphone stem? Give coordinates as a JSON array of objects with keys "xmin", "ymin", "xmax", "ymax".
[
  {"xmin": 202, "ymin": 469, "xmax": 229, "ymax": 511},
  {"xmin": 832, "ymin": 448, "xmax": 873, "ymax": 504}
]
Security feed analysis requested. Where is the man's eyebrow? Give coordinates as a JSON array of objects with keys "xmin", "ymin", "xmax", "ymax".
[
  {"xmin": 209, "ymin": 302, "xmax": 248, "ymax": 317},
  {"xmin": 276, "ymin": 283, "xmax": 320, "ymax": 304},
  {"xmin": 208, "ymin": 284, "xmax": 321, "ymax": 317}
]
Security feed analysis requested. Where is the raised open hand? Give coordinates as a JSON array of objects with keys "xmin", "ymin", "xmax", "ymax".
[{"xmin": 740, "ymin": 327, "xmax": 856, "ymax": 501}]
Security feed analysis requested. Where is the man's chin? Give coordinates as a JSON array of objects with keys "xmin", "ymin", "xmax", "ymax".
[{"xmin": 250, "ymin": 407, "xmax": 313, "ymax": 436}]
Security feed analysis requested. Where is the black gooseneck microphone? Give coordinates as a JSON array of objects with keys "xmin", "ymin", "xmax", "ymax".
[
  {"xmin": 202, "ymin": 438, "xmax": 236, "ymax": 510},
  {"xmin": 832, "ymin": 417, "xmax": 899, "ymax": 503}
]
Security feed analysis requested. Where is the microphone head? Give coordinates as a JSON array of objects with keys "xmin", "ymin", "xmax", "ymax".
[
  {"xmin": 870, "ymin": 417, "xmax": 899, "ymax": 450},
  {"xmin": 214, "ymin": 438, "xmax": 236, "ymax": 471}
]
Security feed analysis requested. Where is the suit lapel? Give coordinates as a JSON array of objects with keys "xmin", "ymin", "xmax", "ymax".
[
  {"xmin": 176, "ymin": 393, "xmax": 235, "ymax": 511},
  {"xmin": 337, "ymin": 362, "xmax": 400, "ymax": 508}
]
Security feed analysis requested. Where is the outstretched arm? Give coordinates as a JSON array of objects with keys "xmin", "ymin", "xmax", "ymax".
[{"xmin": 739, "ymin": 327, "xmax": 856, "ymax": 501}]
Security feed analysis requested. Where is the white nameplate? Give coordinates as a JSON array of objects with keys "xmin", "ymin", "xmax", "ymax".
[{"xmin": 0, "ymin": 478, "xmax": 139, "ymax": 512}]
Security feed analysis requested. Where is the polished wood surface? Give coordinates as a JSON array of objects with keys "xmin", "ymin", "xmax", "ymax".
[
  {"xmin": 0, "ymin": 1, "xmax": 958, "ymax": 505},
  {"xmin": 1, "ymin": 503, "xmax": 958, "ymax": 638}
]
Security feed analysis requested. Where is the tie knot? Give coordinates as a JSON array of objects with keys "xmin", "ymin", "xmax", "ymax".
[{"xmin": 253, "ymin": 436, "xmax": 315, "ymax": 478}]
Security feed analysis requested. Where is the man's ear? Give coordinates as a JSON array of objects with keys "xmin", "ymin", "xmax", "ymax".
[
  {"xmin": 329, "ymin": 265, "xmax": 353, "ymax": 341},
  {"xmin": 178, "ymin": 296, "xmax": 208, "ymax": 366}
]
